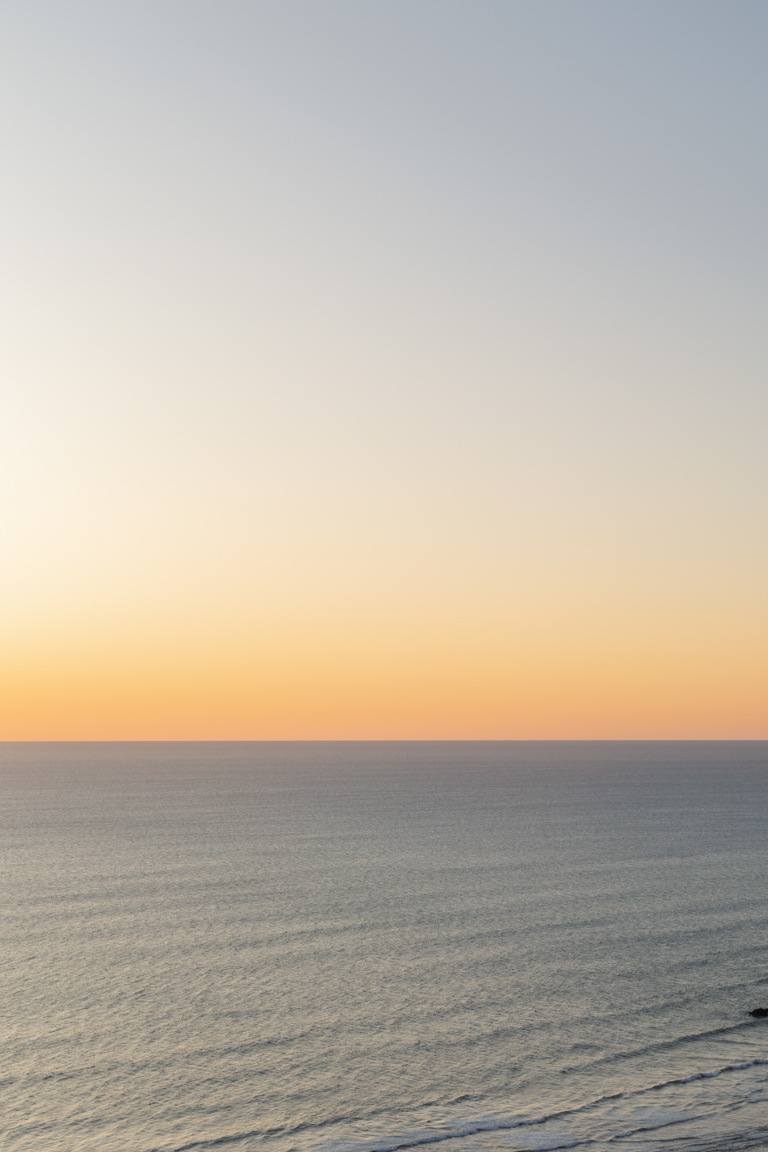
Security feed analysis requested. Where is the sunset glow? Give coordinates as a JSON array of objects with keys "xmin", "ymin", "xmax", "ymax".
[{"xmin": 1, "ymin": 1, "xmax": 766, "ymax": 739}]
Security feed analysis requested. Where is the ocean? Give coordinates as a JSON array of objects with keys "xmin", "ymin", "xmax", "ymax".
[{"xmin": 2, "ymin": 741, "xmax": 768, "ymax": 1152}]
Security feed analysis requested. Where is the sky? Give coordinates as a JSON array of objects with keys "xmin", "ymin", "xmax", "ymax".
[{"xmin": 1, "ymin": 0, "xmax": 766, "ymax": 739}]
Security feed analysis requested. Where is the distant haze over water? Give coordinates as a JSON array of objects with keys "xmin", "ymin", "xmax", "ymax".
[{"xmin": 3, "ymin": 741, "xmax": 768, "ymax": 1152}]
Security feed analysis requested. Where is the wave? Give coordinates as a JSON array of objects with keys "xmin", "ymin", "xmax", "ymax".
[
  {"xmin": 560, "ymin": 1018, "xmax": 766, "ymax": 1075},
  {"xmin": 652, "ymin": 1058, "xmax": 768, "ymax": 1088}
]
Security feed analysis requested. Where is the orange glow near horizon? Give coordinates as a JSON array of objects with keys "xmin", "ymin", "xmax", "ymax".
[{"xmin": 2, "ymin": 571, "xmax": 765, "ymax": 739}]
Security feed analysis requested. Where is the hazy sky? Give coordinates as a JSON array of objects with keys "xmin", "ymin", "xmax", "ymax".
[{"xmin": 2, "ymin": 1, "xmax": 766, "ymax": 738}]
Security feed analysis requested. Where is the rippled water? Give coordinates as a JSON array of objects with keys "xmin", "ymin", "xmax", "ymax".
[{"xmin": 2, "ymin": 741, "xmax": 768, "ymax": 1152}]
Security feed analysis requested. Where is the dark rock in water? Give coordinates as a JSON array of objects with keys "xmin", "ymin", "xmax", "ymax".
[{"xmin": 749, "ymin": 1008, "xmax": 768, "ymax": 1017}]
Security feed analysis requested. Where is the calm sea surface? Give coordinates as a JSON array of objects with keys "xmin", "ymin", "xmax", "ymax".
[{"xmin": 3, "ymin": 742, "xmax": 768, "ymax": 1152}]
